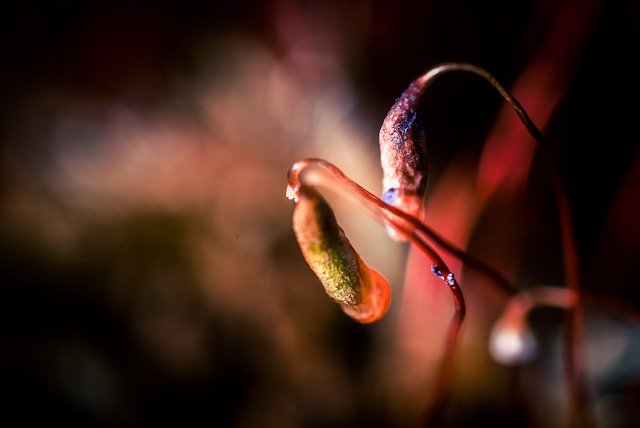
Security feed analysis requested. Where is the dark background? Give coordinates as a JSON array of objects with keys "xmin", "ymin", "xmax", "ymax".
[{"xmin": 1, "ymin": 1, "xmax": 639, "ymax": 426}]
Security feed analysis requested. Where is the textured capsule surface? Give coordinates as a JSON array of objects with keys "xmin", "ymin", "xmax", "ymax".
[
  {"xmin": 291, "ymin": 188, "xmax": 390, "ymax": 323},
  {"xmin": 379, "ymin": 78, "xmax": 429, "ymax": 217}
]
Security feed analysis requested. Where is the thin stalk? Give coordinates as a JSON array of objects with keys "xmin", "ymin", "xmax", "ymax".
[
  {"xmin": 288, "ymin": 158, "xmax": 466, "ymax": 314},
  {"xmin": 412, "ymin": 63, "xmax": 589, "ymax": 426},
  {"xmin": 372, "ymin": 206, "xmax": 467, "ymax": 424},
  {"xmin": 287, "ymin": 158, "xmax": 516, "ymax": 298},
  {"xmin": 490, "ymin": 286, "xmax": 578, "ymax": 366},
  {"xmin": 421, "ymin": 311, "xmax": 465, "ymax": 427},
  {"xmin": 288, "ymin": 159, "xmax": 466, "ymax": 423}
]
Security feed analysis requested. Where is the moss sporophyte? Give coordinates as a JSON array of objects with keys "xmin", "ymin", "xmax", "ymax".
[
  {"xmin": 286, "ymin": 62, "xmax": 636, "ymax": 426},
  {"xmin": 291, "ymin": 187, "xmax": 390, "ymax": 323}
]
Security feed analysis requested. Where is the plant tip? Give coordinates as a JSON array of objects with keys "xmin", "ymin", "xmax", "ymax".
[
  {"xmin": 489, "ymin": 324, "xmax": 538, "ymax": 366},
  {"xmin": 291, "ymin": 187, "xmax": 391, "ymax": 323}
]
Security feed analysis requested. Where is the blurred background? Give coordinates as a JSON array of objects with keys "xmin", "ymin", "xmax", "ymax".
[{"xmin": 1, "ymin": 0, "xmax": 639, "ymax": 426}]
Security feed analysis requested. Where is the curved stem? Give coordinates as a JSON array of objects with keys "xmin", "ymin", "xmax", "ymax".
[
  {"xmin": 422, "ymin": 311, "xmax": 465, "ymax": 426},
  {"xmin": 414, "ymin": 64, "xmax": 580, "ymax": 296},
  {"xmin": 288, "ymin": 158, "xmax": 466, "ymax": 423},
  {"xmin": 287, "ymin": 158, "xmax": 516, "ymax": 298},
  {"xmin": 516, "ymin": 286, "xmax": 579, "ymax": 312},
  {"xmin": 289, "ymin": 63, "xmax": 588, "ymax": 422},
  {"xmin": 415, "ymin": 63, "xmax": 589, "ymax": 425},
  {"xmin": 412, "ymin": 63, "xmax": 545, "ymax": 145},
  {"xmin": 413, "ymin": 63, "xmax": 580, "ymax": 297},
  {"xmin": 288, "ymin": 158, "xmax": 466, "ymax": 315},
  {"xmin": 402, "ymin": 225, "xmax": 466, "ymax": 316},
  {"xmin": 498, "ymin": 286, "xmax": 578, "ymax": 332}
]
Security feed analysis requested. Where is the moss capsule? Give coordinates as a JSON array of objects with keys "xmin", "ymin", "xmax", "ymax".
[
  {"xmin": 379, "ymin": 78, "xmax": 429, "ymax": 218},
  {"xmin": 292, "ymin": 188, "xmax": 390, "ymax": 323}
]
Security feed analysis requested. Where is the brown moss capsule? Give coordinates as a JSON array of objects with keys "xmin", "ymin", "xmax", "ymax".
[
  {"xmin": 291, "ymin": 188, "xmax": 390, "ymax": 323},
  {"xmin": 379, "ymin": 76, "xmax": 430, "ymax": 218}
]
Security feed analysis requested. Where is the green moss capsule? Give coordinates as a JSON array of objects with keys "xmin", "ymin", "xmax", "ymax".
[{"xmin": 292, "ymin": 188, "xmax": 390, "ymax": 323}]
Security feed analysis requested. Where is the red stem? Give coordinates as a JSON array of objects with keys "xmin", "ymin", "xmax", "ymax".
[
  {"xmin": 407, "ymin": 63, "xmax": 590, "ymax": 426},
  {"xmin": 288, "ymin": 68, "xmax": 596, "ymax": 417},
  {"xmin": 288, "ymin": 158, "xmax": 466, "ymax": 423},
  {"xmin": 421, "ymin": 311, "xmax": 465, "ymax": 426},
  {"xmin": 288, "ymin": 158, "xmax": 515, "ymax": 299}
]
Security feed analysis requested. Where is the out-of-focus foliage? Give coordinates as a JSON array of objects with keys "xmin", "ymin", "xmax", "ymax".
[{"xmin": 1, "ymin": 1, "xmax": 639, "ymax": 426}]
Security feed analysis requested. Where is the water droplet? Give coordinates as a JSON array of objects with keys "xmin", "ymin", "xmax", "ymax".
[
  {"xmin": 446, "ymin": 272, "xmax": 455, "ymax": 285},
  {"xmin": 382, "ymin": 188, "xmax": 399, "ymax": 205},
  {"xmin": 285, "ymin": 184, "xmax": 300, "ymax": 202},
  {"xmin": 431, "ymin": 264, "xmax": 442, "ymax": 277}
]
